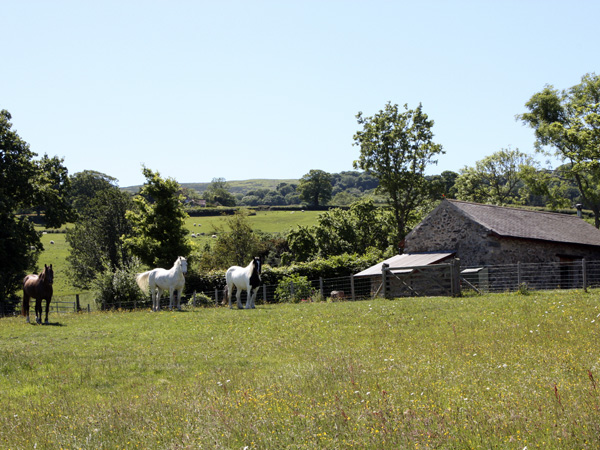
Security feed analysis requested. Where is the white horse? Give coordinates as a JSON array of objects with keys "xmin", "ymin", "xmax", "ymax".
[
  {"xmin": 136, "ymin": 256, "xmax": 188, "ymax": 311},
  {"xmin": 226, "ymin": 257, "xmax": 261, "ymax": 309}
]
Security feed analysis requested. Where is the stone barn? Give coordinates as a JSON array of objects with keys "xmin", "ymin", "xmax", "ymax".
[
  {"xmin": 404, "ymin": 199, "xmax": 600, "ymax": 265},
  {"xmin": 403, "ymin": 200, "xmax": 600, "ymax": 290}
]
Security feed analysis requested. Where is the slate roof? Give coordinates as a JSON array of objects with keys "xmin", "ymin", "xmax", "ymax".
[
  {"xmin": 447, "ymin": 200, "xmax": 600, "ymax": 247},
  {"xmin": 355, "ymin": 252, "xmax": 455, "ymax": 277}
]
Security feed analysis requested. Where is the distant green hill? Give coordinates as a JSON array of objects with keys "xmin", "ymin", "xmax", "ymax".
[{"xmin": 123, "ymin": 179, "xmax": 298, "ymax": 195}]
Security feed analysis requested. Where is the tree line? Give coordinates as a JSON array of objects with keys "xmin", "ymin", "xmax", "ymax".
[{"xmin": 1, "ymin": 72, "xmax": 599, "ymax": 309}]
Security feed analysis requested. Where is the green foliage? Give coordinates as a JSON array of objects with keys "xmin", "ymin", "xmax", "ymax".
[
  {"xmin": 124, "ymin": 167, "xmax": 193, "ymax": 267},
  {"xmin": 297, "ymin": 169, "xmax": 333, "ymax": 207},
  {"xmin": 68, "ymin": 170, "xmax": 119, "ymax": 215},
  {"xmin": 353, "ymin": 102, "xmax": 444, "ymax": 242},
  {"xmin": 274, "ymin": 273, "xmax": 313, "ymax": 303},
  {"xmin": 66, "ymin": 185, "xmax": 134, "ymax": 288},
  {"xmin": 286, "ymin": 198, "xmax": 395, "ymax": 262},
  {"xmin": 186, "ymin": 291, "xmax": 213, "ymax": 307},
  {"xmin": 519, "ymin": 73, "xmax": 600, "ymax": 226},
  {"xmin": 0, "ymin": 110, "xmax": 72, "ymax": 306},
  {"xmin": 198, "ymin": 210, "xmax": 261, "ymax": 270},
  {"xmin": 92, "ymin": 259, "xmax": 146, "ymax": 309},
  {"xmin": 454, "ymin": 147, "xmax": 537, "ymax": 205},
  {"xmin": 202, "ymin": 177, "xmax": 236, "ymax": 206}
]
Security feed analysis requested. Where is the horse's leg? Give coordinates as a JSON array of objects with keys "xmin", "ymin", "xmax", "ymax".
[
  {"xmin": 23, "ymin": 294, "xmax": 30, "ymax": 323},
  {"xmin": 151, "ymin": 287, "xmax": 158, "ymax": 312},
  {"xmin": 169, "ymin": 288, "xmax": 175, "ymax": 311},
  {"xmin": 44, "ymin": 297, "xmax": 51, "ymax": 324},
  {"xmin": 227, "ymin": 284, "xmax": 233, "ymax": 309},
  {"xmin": 249, "ymin": 287, "xmax": 258, "ymax": 309},
  {"xmin": 156, "ymin": 288, "xmax": 163, "ymax": 311},
  {"xmin": 236, "ymin": 288, "xmax": 243, "ymax": 309},
  {"xmin": 35, "ymin": 298, "xmax": 42, "ymax": 324},
  {"xmin": 176, "ymin": 288, "xmax": 182, "ymax": 311}
]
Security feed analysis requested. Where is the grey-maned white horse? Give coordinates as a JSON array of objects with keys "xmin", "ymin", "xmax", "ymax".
[{"xmin": 136, "ymin": 257, "xmax": 187, "ymax": 311}]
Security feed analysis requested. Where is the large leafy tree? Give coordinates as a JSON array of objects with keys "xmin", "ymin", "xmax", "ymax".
[
  {"xmin": 124, "ymin": 167, "xmax": 193, "ymax": 268},
  {"xmin": 202, "ymin": 177, "xmax": 236, "ymax": 206},
  {"xmin": 353, "ymin": 102, "xmax": 444, "ymax": 244},
  {"xmin": 68, "ymin": 170, "xmax": 119, "ymax": 214},
  {"xmin": 66, "ymin": 184, "xmax": 134, "ymax": 288},
  {"xmin": 297, "ymin": 169, "xmax": 333, "ymax": 207},
  {"xmin": 454, "ymin": 148, "xmax": 536, "ymax": 205},
  {"xmin": 0, "ymin": 110, "xmax": 72, "ymax": 306},
  {"xmin": 518, "ymin": 73, "xmax": 600, "ymax": 226}
]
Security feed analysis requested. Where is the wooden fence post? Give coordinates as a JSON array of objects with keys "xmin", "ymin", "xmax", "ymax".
[
  {"xmin": 319, "ymin": 277, "xmax": 324, "ymax": 298},
  {"xmin": 583, "ymin": 258, "xmax": 588, "ymax": 292},
  {"xmin": 263, "ymin": 284, "xmax": 267, "ymax": 304},
  {"xmin": 350, "ymin": 274, "xmax": 355, "ymax": 301},
  {"xmin": 382, "ymin": 263, "xmax": 389, "ymax": 299},
  {"xmin": 451, "ymin": 258, "xmax": 461, "ymax": 297}
]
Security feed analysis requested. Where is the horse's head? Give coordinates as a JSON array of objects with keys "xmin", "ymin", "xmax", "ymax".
[
  {"xmin": 178, "ymin": 257, "xmax": 188, "ymax": 275},
  {"xmin": 43, "ymin": 264, "xmax": 54, "ymax": 285},
  {"xmin": 253, "ymin": 257, "xmax": 261, "ymax": 275}
]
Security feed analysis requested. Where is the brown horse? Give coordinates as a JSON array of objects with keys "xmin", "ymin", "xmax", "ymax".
[{"xmin": 22, "ymin": 264, "xmax": 54, "ymax": 324}]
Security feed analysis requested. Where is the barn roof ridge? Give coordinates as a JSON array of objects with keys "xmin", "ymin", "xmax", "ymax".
[{"xmin": 444, "ymin": 199, "xmax": 600, "ymax": 247}]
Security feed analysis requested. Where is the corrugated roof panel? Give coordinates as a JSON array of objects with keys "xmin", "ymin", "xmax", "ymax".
[{"xmin": 355, "ymin": 252, "xmax": 455, "ymax": 277}]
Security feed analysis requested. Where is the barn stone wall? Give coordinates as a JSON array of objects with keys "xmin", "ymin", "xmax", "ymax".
[{"xmin": 405, "ymin": 201, "xmax": 600, "ymax": 267}]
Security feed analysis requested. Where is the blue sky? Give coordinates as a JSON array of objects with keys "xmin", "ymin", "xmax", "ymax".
[{"xmin": 2, "ymin": 0, "xmax": 598, "ymax": 187}]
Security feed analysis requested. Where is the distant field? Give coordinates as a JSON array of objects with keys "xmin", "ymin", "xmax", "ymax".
[
  {"xmin": 185, "ymin": 209, "xmax": 321, "ymax": 243},
  {"xmin": 36, "ymin": 210, "xmax": 322, "ymax": 298},
  {"xmin": 2, "ymin": 290, "xmax": 599, "ymax": 449}
]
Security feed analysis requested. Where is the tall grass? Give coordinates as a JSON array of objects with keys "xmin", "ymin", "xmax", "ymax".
[{"xmin": 1, "ymin": 290, "xmax": 599, "ymax": 449}]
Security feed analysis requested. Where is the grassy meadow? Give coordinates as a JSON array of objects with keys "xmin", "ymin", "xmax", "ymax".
[{"xmin": 1, "ymin": 290, "xmax": 599, "ymax": 449}]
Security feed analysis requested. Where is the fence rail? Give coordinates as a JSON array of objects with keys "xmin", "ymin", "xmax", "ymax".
[{"xmin": 4, "ymin": 259, "xmax": 600, "ymax": 317}]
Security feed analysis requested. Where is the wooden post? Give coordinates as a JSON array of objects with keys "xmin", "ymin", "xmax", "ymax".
[
  {"xmin": 451, "ymin": 258, "xmax": 461, "ymax": 297},
  {"xmin": 583, "ymin": 258, "xmax": 588, "ymax": 292},
  {"xmin": 319, "ymin": 277, "xmax": 324, "ymax": 299},
  {"xmin": 382, "ymin": 263, "xmax": 389, "ymax": 299},
  {"xmin": 517, "ymin": 261, "xmax": 522, "ymax": 287},
  {"xmin": 263, "ymin": 285, "xmax": 267, "ymax": 304},
  {"xmin": 76, "ymin": 294, "xmax": 81, "ymax": 312},
  {"xmin": 350, "ymin": 274, "xmax": 355, "ymax": 301}
]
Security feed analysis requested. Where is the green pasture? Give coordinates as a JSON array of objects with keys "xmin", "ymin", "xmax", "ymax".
[
  {"xmin": 185, "ymin": 209, "xmax": 321, "ymax": 245},
  {"xmin": 1, "ymin": 290, "xmax": 599, "ymax": 449}
]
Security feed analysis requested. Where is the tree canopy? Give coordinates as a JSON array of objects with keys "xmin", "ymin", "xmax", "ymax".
[
  {"xmin": 0, "ymin": 110, "xmax": 72, "ymax": 306},
  {"xmin": 124, "ymin": 167, "xmax": 193, "ymax": 268},
  {"xmin": 454, "ymin": 148, "xmax": 536, "ymax": 205},
  {"xmin": 519, "ymin": 73, "xmax": 600, "ymax": 226},
  {"xmin": 353, "ymin": 102, "xmax": 444, "ymax": 244},
  {"xmin": 297, "ymin": 170, "xmax": 333, "ymax": 207}
]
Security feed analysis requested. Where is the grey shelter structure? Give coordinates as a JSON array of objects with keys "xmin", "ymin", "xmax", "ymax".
[{"xmin": 357, "ymin": 200, "xmax": 600, "ymax": 297}]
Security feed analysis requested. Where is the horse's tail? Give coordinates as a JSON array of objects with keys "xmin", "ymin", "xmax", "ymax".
[
  {"xmin": 136, "ymin": 271, "xmax": 151, "ymax": 293},
  {"xmin": 22, "ymin": 275, "xmax": 31, "ymax": 317}
]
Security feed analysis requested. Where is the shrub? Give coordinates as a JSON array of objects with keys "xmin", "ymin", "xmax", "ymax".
[
  {"xmin": 275, "ymin": 274, "xmax": 313, "ymax": 303},
  {"xmin": 93, "ymin": 259, "xmax": 147, "ymax": 309}
]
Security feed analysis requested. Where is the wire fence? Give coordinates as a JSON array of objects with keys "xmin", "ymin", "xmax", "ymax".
[{"xmin": 5, "ymin": 259, "xmax": 600, "ymax": 316}]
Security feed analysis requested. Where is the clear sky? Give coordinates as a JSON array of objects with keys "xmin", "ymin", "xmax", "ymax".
[{"xmin": 2, "ymin": 0, "xmax": 598, "ymax": 187}]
